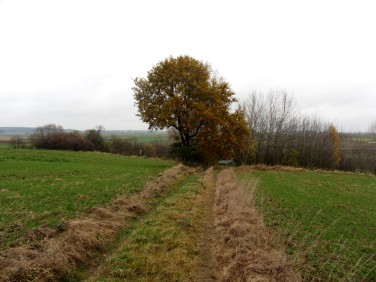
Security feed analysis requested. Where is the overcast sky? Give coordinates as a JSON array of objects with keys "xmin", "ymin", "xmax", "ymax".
[{"xmin": 1, "ymin": 0, "xmax": 375, "ymax": 131}]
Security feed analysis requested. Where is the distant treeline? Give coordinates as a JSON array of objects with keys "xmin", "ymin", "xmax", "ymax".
[
  {"xmin": 7, "ymin": 91, "xmax": 376, "ymax": 174},
  {"xmin": 0, "ymin": 127, "xmax": 35, "ymax": 135},
  {"xmin": 242, "ymin": 90, "xmax": 340, "ymax": 169},
  {"xmin": 9, "ymin": 124, "xmax": 170, "ymax": 158}
]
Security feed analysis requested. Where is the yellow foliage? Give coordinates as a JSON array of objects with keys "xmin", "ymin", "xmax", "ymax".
[
  {"xmin": 133, "ymin": 56, "xmax": 250, "ymax": 163},
  {"xmin": 329, "ymin": 125, "xmax": 341, "ymax": 167}
]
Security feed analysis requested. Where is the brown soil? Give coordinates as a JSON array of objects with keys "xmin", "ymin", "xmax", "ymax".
[
  {"xmin": 212, "ymin": 168, "xmax": 301, "ymax": 282},
  {"xmin": 195, "ymin": 167, "xmax": 217, "ymax": 281},
  {"xmin": 0, "ymin": 164, "xmax": 193, "ymax": 282}
]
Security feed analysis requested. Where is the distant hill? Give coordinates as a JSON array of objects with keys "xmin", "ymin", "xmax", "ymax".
[{"xmin": 0, "ymin": 127, "xmax": 35, "ymax": 135}]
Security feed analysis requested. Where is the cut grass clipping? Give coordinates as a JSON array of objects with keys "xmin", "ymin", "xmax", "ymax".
[
  {"xmin": 87, "ymin": 174, "xmax": 204, "ymax": 281},
  {"xmin": 0, "ymin": 148, "xmax": 173, "ymax": 250},
  {"xmin": 238, "ymin": 169, "xmax": 376, "ymax": 281},
  {"xmin": 214, "ymin": 168, "xmax": 300, "ymax": 281}
]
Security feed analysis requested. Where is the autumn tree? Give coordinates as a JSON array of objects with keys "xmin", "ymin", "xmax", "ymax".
[
  {"xmin": 133, "ymin": 55, "xmax": 250, "ymax": 163},
  {"xmin": 329, "ymin": 124, "xmax": 341, "ymax": 167}
]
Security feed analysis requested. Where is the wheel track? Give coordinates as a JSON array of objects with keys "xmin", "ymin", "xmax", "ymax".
[{"xmin": 195, "ymin": 167, "xmax": 217, "ymax": 281}]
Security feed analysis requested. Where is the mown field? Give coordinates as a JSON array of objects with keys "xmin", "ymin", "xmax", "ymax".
[
  {"xmin": 0, "ymin": 147, "xmax": 173, "ymax": 249},
  {"xmin": 238, "ymin": 169, "xmax": 376, "ymax": 281}
]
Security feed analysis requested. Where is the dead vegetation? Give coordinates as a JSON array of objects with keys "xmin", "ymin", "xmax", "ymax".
[
  {"xmin": 237, "ymin": 164, "xmax": 369, "ymax": 176},
  {"xmin": 237, "ymin": 164, "xmax": 306, "ymax": 173},
  {"xmin": 0, "ymin": 164, "xmax": 193, "ymax": 282},
  {"xmin": 213, "ymin": 168, "xmax": 301, "ymax": 281}
]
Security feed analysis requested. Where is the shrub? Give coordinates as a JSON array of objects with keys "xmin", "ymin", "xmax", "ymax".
[{"xmin": 31, "ymin": 125, "xmax": 94, "ymax": 151}]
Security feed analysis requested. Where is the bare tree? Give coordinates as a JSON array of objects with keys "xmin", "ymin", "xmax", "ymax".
[
  {"xmin": 30, "ymin": 124, "xmax": 95, "ymax": 151},
  {"xmin": 369, "ymin": 121, "xmax": 376, "ymax": 141},
  {"xmin": 30, "ymin": 124, "xmax": 64, "ymax": 148},
  {"xmin": 244, "ymin": 89, "xmax": 298, "ymax": 165},
  {"xmin": 244, "ymin": 90, "xmax": 341, "ymax": 169},
  {"xmin": 9, "ymin": 136, "xmax": 25, "ymax": 149},
  {"xmin": 296, "ymin": 116, "xmax": 330, "ymax": 168}
]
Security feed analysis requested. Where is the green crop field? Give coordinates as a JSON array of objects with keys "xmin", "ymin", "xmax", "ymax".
[
  {"xmin": 2, "ymin": 147, "xmax": 376, "ymax": 281},
  {"xmin": 238, "ymin": 169, "xmax": 376, "ymax": 281},
  {"xmin": 0, "ymin": 147, "xmax": 173, "ymax": 250},
  {"xmin": 104, "ymin": 131, "xmax": 169, "ymax": 144}
]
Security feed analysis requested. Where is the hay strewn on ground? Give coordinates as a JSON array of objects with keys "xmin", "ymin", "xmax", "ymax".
[{"xmin": 213, "ymin": 168, "xmax": 301, "ymax": 281}]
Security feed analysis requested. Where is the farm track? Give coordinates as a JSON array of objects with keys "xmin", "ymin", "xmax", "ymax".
[
  {"xmin": 194, "ymin": 167, "xmax": 217, "ymax": 281},
  {"xmin": 0, "ymin": 164, "xmax": 194, "ymax": 281},
  {"xmin": 0, "ymin": 165, "xmax": 300, "ymax": 281}
]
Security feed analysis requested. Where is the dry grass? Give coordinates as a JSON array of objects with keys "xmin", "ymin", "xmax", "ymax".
[
  {"xmin": 213, "ymin": 168, "xmax": 300, "ymax": 281},
  {"xmin": 0, "ymin": 164, "xmax": 193, "ymax": 281},
  {"xmin": 237, "ymin": 164, "xmax": 374, "ymax": 176},
  {"xmin": 237, "ymin": 164, "xmax": 306, "ymax": 173}
]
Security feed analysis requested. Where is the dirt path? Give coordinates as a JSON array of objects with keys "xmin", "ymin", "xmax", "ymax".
[{"xmin": 195, "ymin": 167, "xmax": 217, "ymax": 281}]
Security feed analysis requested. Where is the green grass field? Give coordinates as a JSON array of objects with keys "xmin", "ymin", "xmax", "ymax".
[
  {"xmin": 105, "ymin": 131, "xmax": 169, "ymax": 144},
  {"xmin": 0, "ymin": 147, "xmax": 173, "ymax": 249},
  {"xmin": 239, "ymin": 170, "xmax": 376, "ymax": 281},
  {"xmin": 2, "ymin": 146, "xmax": 376, "ymax": 281}
]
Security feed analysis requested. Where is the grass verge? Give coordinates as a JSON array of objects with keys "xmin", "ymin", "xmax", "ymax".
[{"xmin": 86, "ymin": 174, "xmax": 204, "ymax": 281}]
